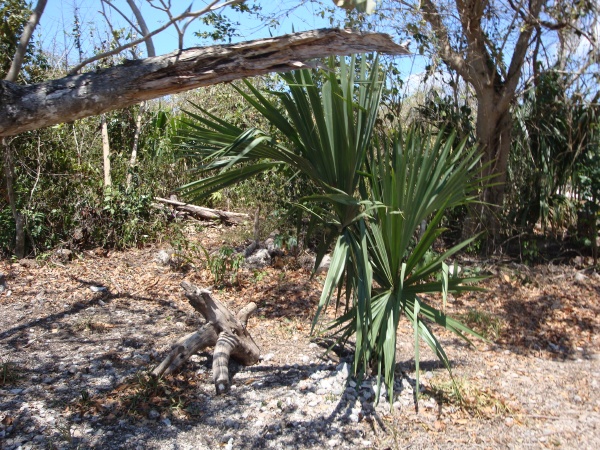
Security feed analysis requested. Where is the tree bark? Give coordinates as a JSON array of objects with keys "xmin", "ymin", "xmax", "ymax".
[
  {"xmin": 474, "ymin": 92, "xmax": 514, "ymax": 247},
  {"xmin": 126, "ymin": 102, "xmax": 145, "ymax": 189},
  {"xmin": 153, "ymin": 282, "xmax": 259, "ymax": 394},
  {"xmin": 0, "ymin": 29, "xmax": 409, "ymax": 137},
  {"xmin": 101, "ymin": 115, "xmax": 112, "ymax": 187},
  {"xmin": 477, "ymin": 100, "xmax": 513, "ymax": 206}
]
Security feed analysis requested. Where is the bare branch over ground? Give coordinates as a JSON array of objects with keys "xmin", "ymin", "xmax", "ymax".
[{"xmin": 0, "ymin": 28, "xmax": 409, "ymax": 137}]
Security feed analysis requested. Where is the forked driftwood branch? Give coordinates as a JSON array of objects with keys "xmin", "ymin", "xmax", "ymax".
[{"xmin": 152, "ymin": 282, "xmax": 260, "ymax": 394}]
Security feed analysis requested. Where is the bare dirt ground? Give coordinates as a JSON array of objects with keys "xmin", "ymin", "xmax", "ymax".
[{"xmin": 1, "ymin": 225, "xmax": 600, "ymax": 449}]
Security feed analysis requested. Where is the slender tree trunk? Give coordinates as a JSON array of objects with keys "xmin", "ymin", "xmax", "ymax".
[
  {"xmin": 101, "ymin": 115, "xmax": 112, "ymax": 187},
  {"xmin": 2, "ymin": 0, "xmax": 48, "ymax": 259},
  {"xmin": 2, "ymin": 138, "xmax": 25, "ymax": 258},
  {"xmin": 126, "ymin": 102, "xmax": 145, "ymax": 189}
]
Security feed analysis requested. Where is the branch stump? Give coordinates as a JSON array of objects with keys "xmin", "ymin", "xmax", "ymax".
[{"xmin": 152, "ymin": 282, "xmax": 260, "ymax": 394}]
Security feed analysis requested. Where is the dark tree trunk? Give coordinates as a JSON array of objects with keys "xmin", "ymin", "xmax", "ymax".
[{"xmin": 476, "ymin": 93, "xmax": 514, "ymax": 244}]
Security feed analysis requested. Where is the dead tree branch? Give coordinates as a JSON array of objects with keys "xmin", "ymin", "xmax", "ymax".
[{"xmin": 0, "ymin": 28, "xmax": 409, "ymax": 137}]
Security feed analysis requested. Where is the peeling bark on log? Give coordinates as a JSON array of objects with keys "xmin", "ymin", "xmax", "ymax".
[
  {"xmin": 213, "ymin": 331, "xmax": 238, "ymax": 395},
  {"xmin": 155, "ymin": 197, "xmax": 249, "ymax": 224},
  {"xmin": 0, "ymin": 29, "xmax": 409, "ymax": 137},
  {"xmin": 153, "ymin": 282, "xmax": 259, "ymax": 394}
]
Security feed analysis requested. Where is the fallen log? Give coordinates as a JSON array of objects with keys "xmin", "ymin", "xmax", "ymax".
[
  {"xmin": 154, "ymin": 197, "xmax": 249, "ymax": 224},
  {"xmin": 152, "ymin": 282, "xmax": 260, "ymax": 394}
]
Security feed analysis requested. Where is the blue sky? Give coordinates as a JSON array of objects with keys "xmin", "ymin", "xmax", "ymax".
[{"xmin": 39, "ymin": 1, "xmax": 351, "ymax": 56}]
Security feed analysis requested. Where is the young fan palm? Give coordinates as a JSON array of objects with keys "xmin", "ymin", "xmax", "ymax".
[
  {"xmin": 177, "ymin": 55, "xmax": 486, "ymax": 401},
  {"xmin": 320, "ymin": 130, "xmax": 486, "ymax": 402},
  {"xmin": 177, "ymin": 55, "xmax": 381, "ymax": 224}
]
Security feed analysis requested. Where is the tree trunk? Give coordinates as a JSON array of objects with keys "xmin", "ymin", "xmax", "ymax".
[
  {"xmin": 2, "ymin": 138, "xmax": 25, "ymax": 258},
  {"xmin": 101, "ymin": 115, "xmax": 112, "ymax": 187},
  {"xmin": 419, "ymin": 0, "xmax": 544, "ymax": 249},
  {"xmin": 126, "ymin": 102, "xmax": 145, "ymax": 189},
  {"xmin": 465, "ymin": 90, "xmax": 514, "ymax": 247},
  {"xmin": 153, "ymin": 282, "xmax": 259, "ymax": 394},
  {"xmin": 0, "ymin": 29, "xmax": 409, "ymax": 138},
  {"xmin": 477, "ymin": 97, "xmax": 513, "ymax": 207}
]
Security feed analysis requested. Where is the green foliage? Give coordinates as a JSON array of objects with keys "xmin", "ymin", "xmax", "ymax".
[
  {"xmin": 195, "ymin": 12, "xmax": 241, "ymax": 42},
  {"xmin": 171, "ymin": 81, "xmax": 298, "ymax": 221},
  {"xmin": 252, "ymin": 269, "xmax": 268, "ymax": 284},
  {"xmin": 0, "ymin": 0, "xmax": 49, "ymax": 82},
  {"xmin": 202, "ymin": 245, "xmax": 245, "ymax": 286},
  {"xmin": 572, "ymin": 97, "xmax": 600, "ymax": 259},
  {"xmin": 507, "ymin": 70, "xmax": 600, "ymax": 246},
  {"xmin": 177, "ymin": 55, "xmax": 381, "ymax": 204},
  {"xmin": 319, "ymin": 129, "xmax": 486, "ymax": 403},
  {"xmin": 89, "ymin": 184, "xmax": 164, "ymax": 249},
  {"xmin": 0, "ymin": 105, "xmax": 187, "ymax": 256},
  {"xmin": 177, "ymin": 55, "xmax": 384, "ymax": 258},
  {"xmin": 0, "ymin": 208, "xmax": 15, "ymax": 254},
  {"xmin": 413, "ymin": 91, "xmax": 474, "ymax": 144},
  {"xmin": 194, "ymin": 1, "xmax": 262, "ymax": 43},
  {"xmin": 177, "ymin": 55, "xmax": 486, "ymax": 402},
  {"xmin": 167, "ymin": 225, "xmax": 204, "ymax": 270}
]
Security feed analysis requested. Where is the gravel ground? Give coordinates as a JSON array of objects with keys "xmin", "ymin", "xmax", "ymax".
[{"xmin": 1, "ymin": 244, "xmax": 599, "ymax": 449}]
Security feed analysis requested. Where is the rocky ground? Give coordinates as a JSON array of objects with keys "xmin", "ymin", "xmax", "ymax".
[{"xmin": 1, "ymin": 226, "xmax": 600, "ymax": 449}]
